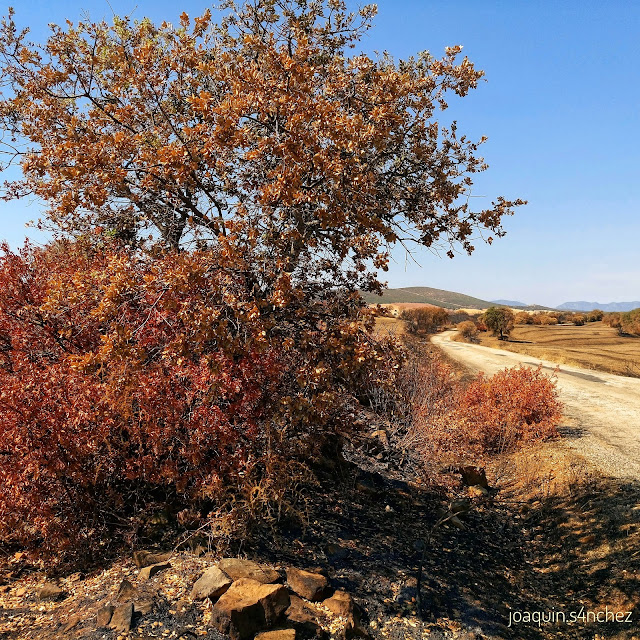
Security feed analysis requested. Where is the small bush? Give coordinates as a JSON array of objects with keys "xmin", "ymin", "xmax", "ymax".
[
  {"xmin": 619, "ymin": 309, "xmax": 640, "ymax": 336},
  {"xmin": 458, "ymin": 366, "xmax": 562, "ymax": 456},
  {"xmin": 585, "ymin": 309, "xmax": 604, "ymax": 322},
  {"xmin": 603, "ymin": 312, "xmax": 622, "ymax": 329},
  {"xmin": 515, "ymin": 312, "xmax": 533, "ymax": 325},
  {"xmin": 457, "ymin": 320, "xmax": 479, "ymax": 342},
  {"xmin": 379, "ymin": 348, "xmax": 562, "ymax": 472}
]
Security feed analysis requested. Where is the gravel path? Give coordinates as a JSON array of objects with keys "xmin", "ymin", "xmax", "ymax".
[{"xmin": 432, "ymin": 330, "xmax": 640, "ymax": 480}]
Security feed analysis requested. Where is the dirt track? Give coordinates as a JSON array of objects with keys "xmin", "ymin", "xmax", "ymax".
[{"xmin": 432, "ymin": 330, "xmax": 640, "ymax": 480}]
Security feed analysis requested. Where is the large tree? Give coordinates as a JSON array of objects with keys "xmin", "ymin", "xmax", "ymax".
[
  {"xmin": 0, "ymin": 0, "xmax": 523, "ymax": 294},
  {"xmin": 483, "ymin": 306, "xmax": 515, "ymax": 340}
]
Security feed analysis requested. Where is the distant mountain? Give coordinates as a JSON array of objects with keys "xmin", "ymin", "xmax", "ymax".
[
  {"xmin": 557, "ymin": 301, "xmax": 640, "ymax": 312},
  {"xmin": 491, "ymin": 299, "xmax": 527, "ymax": 307},
  {"xmin": 361, "ymin": 286, "xmax": 493, "ymax": 309}
]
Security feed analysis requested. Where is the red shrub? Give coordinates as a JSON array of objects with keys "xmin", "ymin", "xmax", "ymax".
[
  {"xmin": 0, "ymin": 241, "xmax": 387, "ymax": 560},
  {"xmin": 398, "ymin": 354, "xmax": 562, "ymax": 470},
  {"xmin": 458, "ymin": 366, "xmax": 562, "ymax": 456}
]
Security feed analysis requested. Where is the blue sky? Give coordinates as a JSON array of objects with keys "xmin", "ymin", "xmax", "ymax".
[{"xmin": 1, "ymin": 0, "xmax": 638, "ymax": 307}]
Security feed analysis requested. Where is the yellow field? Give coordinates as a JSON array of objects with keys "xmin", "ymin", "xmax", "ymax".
[
  {"xmin": 372, "ymin": 315, "xmax": 405, "ymax": 337},
  {"xmin": 478, "ymin": 322, "xmax": 640, "ymax": 377}
]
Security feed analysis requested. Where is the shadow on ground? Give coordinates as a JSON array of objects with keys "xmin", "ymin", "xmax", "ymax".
[{"xmin": 251, "ymin": 440, "xmax": 640, "ymax": 640}]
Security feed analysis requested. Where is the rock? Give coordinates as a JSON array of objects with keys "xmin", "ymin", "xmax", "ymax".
[
  {"xmin": 369, "ymin": 430, "xmax": 389, "ymax": 450},
  {"xmin": 191, "ymin": 566, "xmax": 232, "ymax": 600},
  {"xmin": 38, "ymin": 582, "xmax": 65, "ymax": 600},
  {"xmin": 285, "ymin": 595, "xmax": 328, "ymax": 639},
  {"xmin": 15, "ymin": 587, "xmax": 28, "ymax": 597},
  {"xmin": 449, "ymin": 498, "xmax": 471, "ymax": 514},
  {"xmin": 384, "ymin": 505, "xmax": 394, "ymax": 513},
  {"xmin": 134, "ymin": 599, "xmax": 155, "ymax": 615},
  {"xmin": 467, "ymin": 485, "xmax": 489, "ymax": 498},
  {"xmin": 62, "ymin": 615, "xmax": 81, "ymax": 632},
  {"xmin": 459, "ymin": 466, "xmax": 489, "ymax": 489},
  {"xmin": 285, "ymin": 568, "xmax": 328, "ymax": 602},
  {"xmin": 116, "ymin": 579, "xmax": 137, "ymax": 601},
  {"xmin": 97, "ymin": 604, "xmax": 114, "ymax": 627},
  {"xmin": 133, "ymin": 550, "xmax": 172, "ymax": 569},
  {"xmin": 217, "ymin": 558, "xmax": 280, "ymax": 584},
  {"xmin": 448, "ymin": 515, "xmax": 466, "ymax": 530},
  {"xmin": 139, "ymin": 561, "xmax": 171, "ymax": 580},
  {"xmin": 255, "ymin": 630, "xmax": 297, "ymax": 640},
  {"xmin": 323, "ymin": 591, "xmax": 354, "ymax": 619},
  {"xmin": 109, "ymin": 602, "xmax": 134, "ymax": 632},
  {"xmin": 211, "ymin": 578, "xmax": 290, "ymax": 640},
  {"xmin": 323, "ymin": 591, "xmax": 369, "ymax": 639}
]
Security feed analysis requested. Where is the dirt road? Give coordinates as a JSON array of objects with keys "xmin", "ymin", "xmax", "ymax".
[{"xmin": 432, "ymin": 330, "xmax": 640, "ymax": 479}]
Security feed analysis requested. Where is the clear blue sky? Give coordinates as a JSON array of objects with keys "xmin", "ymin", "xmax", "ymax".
[{"xmin": 2, "ymin": 0, "xmax": 639, "ymax": 307}]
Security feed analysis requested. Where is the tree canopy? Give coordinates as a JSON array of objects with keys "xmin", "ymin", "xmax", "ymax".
[
  {"xmin": 0, "ymin": 0, "xmax": 523, "ymax": 293},
  {"xmin": 0, "ymin": 0, "xmax": 530, "ymax": 560},
  {"xmin": 483, "ymin": 306, "xmax": 515, "ymax": 340}
]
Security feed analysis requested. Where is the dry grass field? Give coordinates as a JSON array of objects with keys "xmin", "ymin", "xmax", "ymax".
[
  {"xmin": 373, "ymin": 315, "xmax": 405, "ymax": 336},
  {"xmin": 477, "ymin": 321, "xmax": 640, "ymax": 377}
]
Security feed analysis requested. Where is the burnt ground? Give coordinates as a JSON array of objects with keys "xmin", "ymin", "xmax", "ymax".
[
  {"xmin": 252, "ymin": 442, "xmax": 640, "ymax": 639},
  {"xmin": 1, "ymin": 437, "xmax": 640, "ymax": 640},
  {"xmin": 255, "ymin": 437, "xmax": 640, "ymax": 640}
]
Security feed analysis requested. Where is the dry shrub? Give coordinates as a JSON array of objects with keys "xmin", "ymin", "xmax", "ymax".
[
  {"xmin": 457, "ymin": 320, "xmax": 478, "ymax": 342},
  {"xmin": 515, "ymin": 311, "xmax": 533, "ymax": 325},
  {"xmin": 604, "ymin": 312, "xmax": 622, "ymax": 330},
  {"xmin": 457, "ymin": 366, "xmax": 562, "ymax": 456},
  {"xmin": 400, "ymin": 307, "xmax": 449, "ymax": 335},
  {"xmin": 619, "ymin": 309, "xmax": 640, "ymax": 336},
  {"xmin": 585, "ymin": 309, "xmax": 605, "ymax": 322},
  {"xmin": 384, "ymin": 349, "xmax": 562, "ymax": 474}
]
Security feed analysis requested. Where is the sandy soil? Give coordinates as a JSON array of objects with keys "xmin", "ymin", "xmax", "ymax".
[{"xmin": 432, "ymin": 331, "xmax": 640, "ymax": 481}]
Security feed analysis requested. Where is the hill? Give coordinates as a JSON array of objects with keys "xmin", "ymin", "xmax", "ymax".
[
  {"xmin": 491, "ymin": 299, "xmax": 527, "ymax": 307},
  {"xmin": 557, "ymin": 301, "xmax": 640, "ymax": 312},
  {"xmin": 361, "ymin": 286, "xmax": 493, "ymax": 309}
]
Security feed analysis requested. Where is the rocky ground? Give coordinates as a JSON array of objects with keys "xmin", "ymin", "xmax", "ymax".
[{"xmin": 1, "ymin": 429, "xmax": 639, "ymax": 640}]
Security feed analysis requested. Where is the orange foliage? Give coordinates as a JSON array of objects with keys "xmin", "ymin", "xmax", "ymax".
[
  {"xmin": 0, "ymin": 0, "xmax": 527, "ymax": 561},
  {"xmin": 391, "ymin": 353, "xmax": 562, "ymax": 470},
  {"xmin": 457, "ymin": 366, "xmax": 562, "ymax": 456},
  {"xmin": 0, "ymin": 0, "xmax": 523, "ymax": 289},
  {"xmin": 401, "ymin": 307, "xmax": 449, "ymax": 334},
  {"xmin": 619, "ymin": 309, "xmax": 640, "ymax": 336},
  {"xmin": 457, "ymin": 320, "xmax": 478, "ymax": 341}
]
